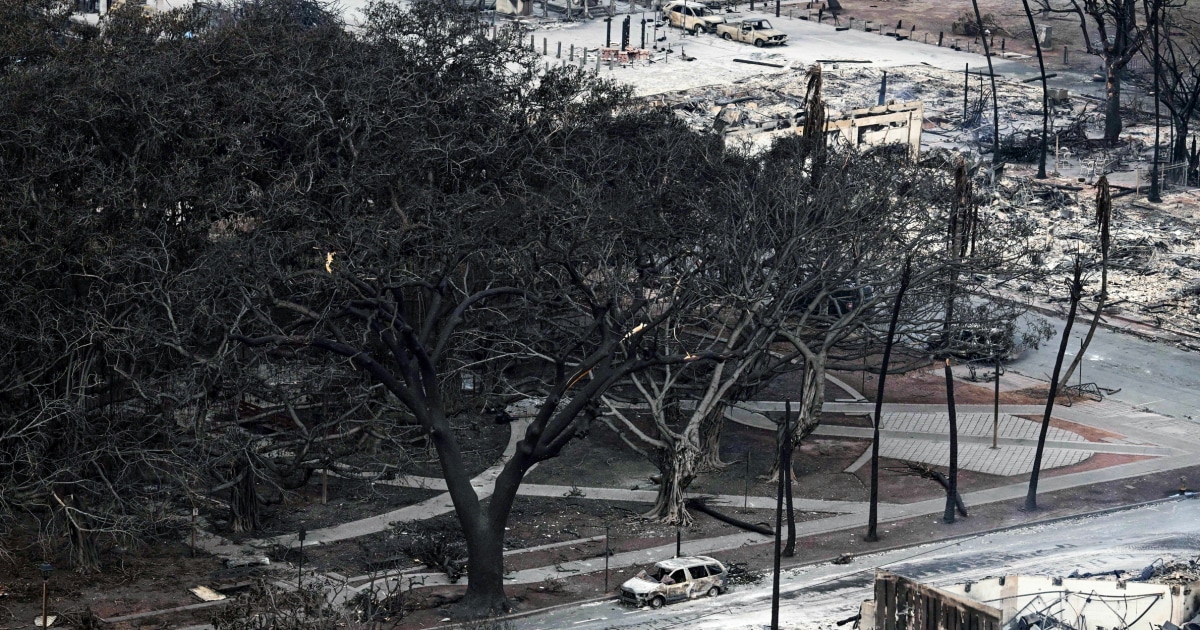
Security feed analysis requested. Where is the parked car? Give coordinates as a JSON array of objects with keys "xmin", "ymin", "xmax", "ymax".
[
  {"xmin": 937, "ymin": 322, "xmax": 1019, "ymax": 361},
  {"xmin": 619, "ymin": 556, "xmax": 728, "ymax": 608},
  {"xmin": 716, "ymin": 18, "xmax": 788, "ymax": 46},
  {"xmin": 662, "ymin": 0, "xmax": 726, "ymax": 34}
]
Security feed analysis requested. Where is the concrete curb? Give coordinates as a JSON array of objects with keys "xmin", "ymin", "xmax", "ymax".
[
  {"xmin": 438, "ymin": 493, "xmax": 1194, "ymax": 628},
  {"xmin": 92, "ymin": 494, "xmax": 1193, "ymax": 627}
]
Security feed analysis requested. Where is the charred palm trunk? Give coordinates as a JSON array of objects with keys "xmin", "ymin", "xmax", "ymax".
[
  {"xmin": 1020, "ymin": 0, "xmax": 1050, "ymax": 178},
  {"xmin": 943, "ymin": 359, "xmax": 960, "ymax": 524},
  {"xmin": 1059, "ymin": 177, "xmax": 1111, "ymax": 388},
  {"xmin": 867, "ymin": 258, "xmax": 912, "ymax": 542},
  {"xmin": 1025, "ymin": 257, "xmax": 1084, "ymax": 511},
  {"xmin": 969, "ymin": 0, "xmax": 1001, "ymax": 176}
]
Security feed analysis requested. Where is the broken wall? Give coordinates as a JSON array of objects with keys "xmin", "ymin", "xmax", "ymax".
[{"xmin": 942, "ymin": 575, "xmax": 1198, "ymax": 630}]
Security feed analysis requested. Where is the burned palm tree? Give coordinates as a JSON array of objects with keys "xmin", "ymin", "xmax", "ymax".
[
  {"xmin": 1058, "ymin": 177, "xmax": 1112, "ymax": 388},
  {"xmin": 1025, "ymin": 255, "xmax": 1085, "ymax": 511},
  {"xmin": 866, "ymin": 257, "xmax": 911, "ymax": 542},
  {"xmin": 1020, "ymin": 0, "xmax": 1051, "ymax": 178}
]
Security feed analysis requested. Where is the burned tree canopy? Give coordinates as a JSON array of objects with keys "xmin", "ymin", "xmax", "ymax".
[{"xmin": 0, "ymin": 0, "xmax": 718, "ymax": 598}]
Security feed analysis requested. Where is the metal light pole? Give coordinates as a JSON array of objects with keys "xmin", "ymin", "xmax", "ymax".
[
  {"xmin": 297, "ymin": 528, "xmax": 306, "ymax": 589},
  {"xmin": 992, "ymin": 354, "xmax": 1001, "ymax": 449},
  {"xmin": 604, "ymin": 524, "xmax": 611, "ymax": 593},
  {"xmin": 39, "ymin": 562, "xmax": 52, "ymax": 628}
]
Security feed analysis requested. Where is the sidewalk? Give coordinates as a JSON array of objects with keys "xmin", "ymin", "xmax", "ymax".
[{"xmin": 165, "ymin": 376, "xmax": 1200, "ymax": 626}]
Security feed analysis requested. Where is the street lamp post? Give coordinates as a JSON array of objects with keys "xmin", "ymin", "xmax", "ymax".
[
  {"xmin": 604, "ymin": 524, "xmax": 611, "ymax": 593},
  {"xmin": 297, "ymin": 528, "xmax": 306, "ymax": 590},
  {"xmin": 38, "ymin": 562, "xmax": 52, "ymax": 628}
]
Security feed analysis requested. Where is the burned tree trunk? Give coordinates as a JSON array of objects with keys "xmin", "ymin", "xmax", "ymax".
[
  {"xmin": 458, "ymin": 520, "xmax": 511, "ymax": 616},
  {"xmin": 645, "ymin": 439, "xmax": 702, "ymax": 525},
  {"xmin": 765, "ymin": 357, "xmax": 823, "ymax": 482},
  {"xmin": 53, "ymin": 491, "xmax": 101, "ymax": 573},
  {"xmin": 228, "ymin": 458, "xmax": 261, "ymax": 533},
  {"xmin": 695, "ymin": 406, "xmax": 730, "ymax": 473},
  {"xmin": 1104, "ymin": 60, "xmax": 1125, "ymax": 143}
]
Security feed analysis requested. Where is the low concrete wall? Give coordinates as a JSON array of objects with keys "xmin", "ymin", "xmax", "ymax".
[{"xmin": 942, "ymin": 575, "xmax": 1200, "ymax": 630}]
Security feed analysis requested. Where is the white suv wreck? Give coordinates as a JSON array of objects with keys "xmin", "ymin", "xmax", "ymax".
[{"xmin": 619, "ymin": 556, "xmax": 728, "ymax": 608}]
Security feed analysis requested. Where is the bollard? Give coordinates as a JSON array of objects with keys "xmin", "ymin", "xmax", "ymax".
[
  {"xmin": 596, "ymin": 54, "xmax": 601, "ymax": 71},
  {"xmin": 543, "ymin": 37, "xmax": 547, "ymax": 55},
  {"xmin": 1063, "ymin": 45, "xmax": 1068, "ymax": 64},
  {"xmin": 938, "ymin": 31, "xmax": 943, "ymax": 46},
  {"xmin": 570, "ymin": 43, "xmax": 575, "ymax": 60},
  {"xmin": 530, "ymin": 33, "xmax": 536, "ymax": 51},
  {"xmin": 557, "ymin": 41, "xmax": 561, "ymax": 58},
  {"xmin": 1001, "ymin": 38, "xmax": 1005, "ymax": 52}
]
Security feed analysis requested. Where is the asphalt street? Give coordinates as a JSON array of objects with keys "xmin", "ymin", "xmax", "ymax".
[
  {"xmin": 516, "ymin": 499, "xmax": 1200, "ymax": 630},
  {"xmin": 1008, "ymin": 312, "xmax": 1200, "ymax": 421}
]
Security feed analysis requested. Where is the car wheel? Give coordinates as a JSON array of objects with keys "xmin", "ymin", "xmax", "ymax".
[
  {"xmin": 707, "ymin": 586, "xmax": 721, "ymax": 598},
  {"xmin": 754, "ymin": 38, "xmax": 764, "ymax": 47},
  {"xmin": 649, "ymin": 596, "xmax": 666, "ymax": 609},
  {"xmin": 722, "ymin": 32, "xmax": 732, "ymax": 40}
]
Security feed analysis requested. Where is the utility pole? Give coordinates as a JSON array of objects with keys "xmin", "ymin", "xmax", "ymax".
[
  {"xmin": 1149, "ymin": 0, "xmax": 1163, "ymax": 202},
  {"xmin": 992, "ymin": 355, "xmax": 1001, "ymax": 449},
  {"xmin": 770, "ymin": 401, "xmax": 790, "ymax": 629}
]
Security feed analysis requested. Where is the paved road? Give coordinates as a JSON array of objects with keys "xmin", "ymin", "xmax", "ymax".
[
  {"xmin": 1009, "ymin": 312, "xmax": 1200, "ymax": 421},
  {"xmin": 517, "ymin": 498, "xmax": 1200, "ymax": 629}
]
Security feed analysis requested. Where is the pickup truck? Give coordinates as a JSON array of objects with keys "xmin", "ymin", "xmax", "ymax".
[{"xmin": 716, "ymin": 18, "xmax": 787, "ymax": 46}]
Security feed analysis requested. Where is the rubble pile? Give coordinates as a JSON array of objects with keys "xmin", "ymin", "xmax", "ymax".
[
  {"xmin": 989, "ymin": 177, "xmax": 1200, "ymax": 338},
  {"xmin": 643, "ymin": 63, "xmax": 1200, "ymax": 341},
  {"xmin": 1144, "ymin": 558, "xmax": 1200, "ymax": 586}
]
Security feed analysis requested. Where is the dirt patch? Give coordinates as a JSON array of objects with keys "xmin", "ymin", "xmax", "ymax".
[
  {"xmin": 256, "ymin": 480, "xmax": 442, "ymax": 536},
  {"xmin": 524, "ymin": 417, "xmax": 658, "ymax": 490},
  {"xmin": 833, "ymin": 367, "xmax": 1049, "ymax": 405},
  {"xmin": 1046, "ymin": 452, "xmax": 1153, "ymax": 476},
  {"xmin": 299, "ymin": 495, "xmax": 830, "ymax": 579},
  {"xmin": 0, "ymin": 539, "xmax": 224, "ymax": 626}
]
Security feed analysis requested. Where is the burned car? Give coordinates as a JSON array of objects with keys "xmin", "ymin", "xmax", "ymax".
[
  {"xmin": 716, "ymin": 18, "xmax": 787, "ymax": 46},
  {"xmin": 619, "ymin": 556, "xmax": 728, "ymax": 608}
]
